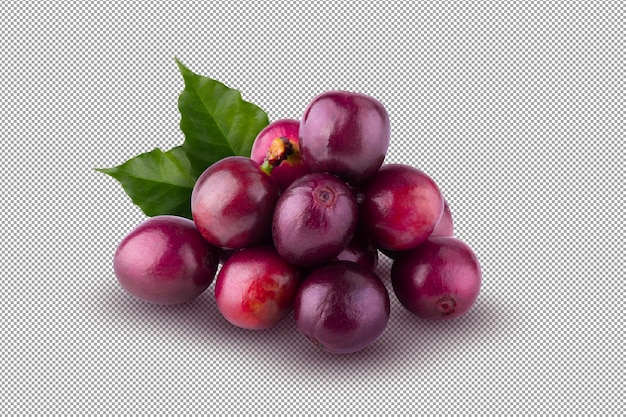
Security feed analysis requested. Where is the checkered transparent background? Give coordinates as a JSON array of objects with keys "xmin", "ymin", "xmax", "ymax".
[{"xmin": 1, "ymin": 1, "xmax": 623, "ymax": 414}]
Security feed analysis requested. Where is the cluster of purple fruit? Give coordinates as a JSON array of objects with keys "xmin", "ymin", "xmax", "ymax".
[{"xmin": 113, "ymin": 90, "xmax": 482, "ymax": 354}]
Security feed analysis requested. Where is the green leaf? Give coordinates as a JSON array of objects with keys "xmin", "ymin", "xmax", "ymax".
[
  {"xmin": 97, "ymin": 58, "xmax": 271, "ymax": 218},
  {"xmin": 95, "ymin": 146, "xmax": 196, "ymax": 219},
  {"xmin": 176, "ymin": 57, "xmax": 270, "ymax": 173}
]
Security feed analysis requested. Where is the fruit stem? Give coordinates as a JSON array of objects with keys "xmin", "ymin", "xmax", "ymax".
[{"xmin": 260, "ymin": 159, "xmax": 274, "ymax": 176}]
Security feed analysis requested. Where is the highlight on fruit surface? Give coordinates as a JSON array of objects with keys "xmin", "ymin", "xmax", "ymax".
[
  {"xmin": 391, "ymin": 236, "xmax": 482, "ymax": 320},
  {"xmin": 113, "ymin": 215, "xmax": 220, "ymax": 305}
]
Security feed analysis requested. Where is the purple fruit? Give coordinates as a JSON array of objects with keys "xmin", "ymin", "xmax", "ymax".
[
  {"xmin": 431, "ymin": 199, "xmax": 454, "ymax": 237},
  {"xmin": 359, "ymin": 164, "xmax": 444, "ymax": 251},
  {"xmin": 294, "ymin": 261, "xmax": 390, "ymax": 354},
  {"xmin": 113, "ymin": 215, "xmax": 220, "ymax": 305},
  {"xmin": 215, "ymin": 245, "xmax": 301, "ymax": 330},
  {"xmin": 391, "ymin": 236, "xmax": 481, "ymax": 320},
  {"xmin": 299, "ymin": 90, "xmax": 390, "ymax": 183},
  {"xmin": 333, "ymin": 233, "xmax": 379, "ymax": 271},
  {"xmin": 378, "ymin": 199, "xmax": 453, "ymax": 262},
  {"xmin": 191, "ymin": 156, "xmax": 279, "ymax": 250},
  {"xmin": 272, "ymin": 172, "xmax": 358, "ymax": 267},
  {"xmin": 250, "ymin": 119, "xmax": 309, "ymax": 191}
]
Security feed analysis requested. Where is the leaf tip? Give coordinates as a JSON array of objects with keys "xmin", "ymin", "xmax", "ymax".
[{"xmin": 175, "ymin": 56, "xmax": 190, "ymax": 75}]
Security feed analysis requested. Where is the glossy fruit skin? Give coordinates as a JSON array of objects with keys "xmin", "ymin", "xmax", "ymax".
[
  {"xmin": 294, "ymin": 261, "xmax": 390, "ymax": 354},
  {"xmin": 214, "ymin": 245, "xmax": 301, "ymax": 330},
  {"xmin": 334, "ymin": 233, "xmax": 379, "ymax": 271},
  {"xmin": 391, "ymin": 236, "xmax": 481, "ymax": 320},
  {"xmin": 431, "ymin": 199, "xmax": 454, "ymax": 237},
  {"xmin": 299, "ymin": 90, "xmax": 390, "ymax": 183},
  {"xmin": 114, "ymin": 215, "xmax": 219, "ymax": 305},
  {"xmin": 191, "ymin": 156, "xmax": 279, "ymax": 250},
  {"xmin": 272, "ymin": 172, "xmax": 358, "ymax": 267},
  {"xmin": 250, "ymin": 119, "xmax": 309, "ymax": 191},
  {"xmin": 381, "ymin": 199, "xmax": 454, "ymax": 261},
  {"xmin": 359, "ymin": 164, "xmax": 444, "ymax": 251}
]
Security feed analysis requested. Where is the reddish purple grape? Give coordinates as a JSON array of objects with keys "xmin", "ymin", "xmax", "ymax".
[
  {"xmin": 114, "ymin": 215, "xmax": 219, "ymax": 305},
  {"xmin": 377, "ymin": 199, "xmax": 452, "ymax": 260},
  {"xmin": 299, "ymin": 90, "xmax": 390, "ymax": 183},
  {"xmin": 214, "ymin": 245, "xmax": 301, "ymax": 330},
  {"xmin": 250, "ymin": 119, "xmax": 309, "ymax": 191},
  {"xmin": 359, "ymin": 164, "xmax": 444, "ymax": 251},
  {"xmin": 294, "ymin": 261, "xmax": 390, "ymax": 354},
  {"xmin": 391, "ymin": 236, "xmax": 481, "ymax": 320},
  {"xmin": 431, "ymin": 199, "xmax": 454, "ymax": 237},
  {"xmin": 191, "ymin": 156, "xmax": 279, "ymax": 250},
  {"xmin": 272, "ymin": 172, "xmax": 358, "ymax": 267}
]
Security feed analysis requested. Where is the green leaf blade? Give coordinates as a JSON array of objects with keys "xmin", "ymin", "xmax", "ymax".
[
  {"xmin": 98, "ymin": 59, "xmax": 271, "ymax": 219},
  {"xmin": 176, "ymin": 58, "xmax": 270, "ymax": 173},
  {"xmin": 96, "ymin": 146, "xmax": 196, "ymax": 219}
]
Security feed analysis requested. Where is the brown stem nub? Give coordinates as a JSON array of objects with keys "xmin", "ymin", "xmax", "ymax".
[
  {"xmin": 260, "ymin": 137, "xmax": 297, "ymax": 176},
  {"xmin": 266, "ymin": 137, "xmax": 295, "ymax": 166}
]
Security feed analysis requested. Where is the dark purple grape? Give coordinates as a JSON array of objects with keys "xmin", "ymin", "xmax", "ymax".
[
  {"xmin": 272, "ymin": 172, "xmax": 358, "ymax": 267},
  {"xmin": 191, "ymin": 156, "xmax": 279, "ymax": 250},
  {"xmin": 359, "ymin": 164, "xmax": 444, "ymax": 251},
  {"xmin": 299, "ymin": 90, "xmax": 390, "ymax": 183},
  {"xmin": 391, "ymin": 236, "xmax": 481, "ymax": 320},
  {"xmin": 333, "ymin": 233, "xmax": 379, "ymax": 271},
  {"xmin": 294, "ymin": 261, "xmax": 390, "ymax": 354},
  {"xmin": 114, "ymin": 215, "xmax": 219, "ymax": 305}
]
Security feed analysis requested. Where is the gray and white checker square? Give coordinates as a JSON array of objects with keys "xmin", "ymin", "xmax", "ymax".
[{"xmin": 1, "ymin": 1, "xmax": 623, "ymax": 414}]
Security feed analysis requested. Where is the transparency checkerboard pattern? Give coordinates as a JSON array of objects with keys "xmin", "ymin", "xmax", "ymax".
[{"xmin": 1, "ymin": 1, "xmax": 624, "ymax": 414}]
